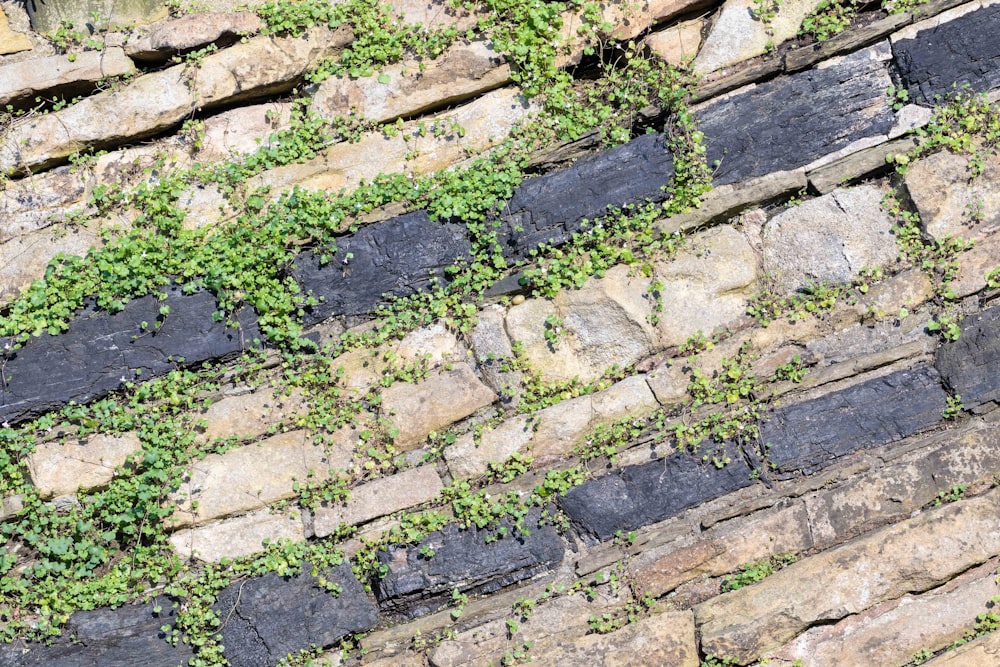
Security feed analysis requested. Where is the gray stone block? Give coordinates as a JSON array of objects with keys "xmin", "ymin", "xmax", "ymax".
[
  {"xmin": 762, "ymin": 364, "xmax": 948, "ymax": 476},
  {"xmin": 935, "ymin": 305, "xmax": 1000, "ymax": 409},
  {"xmin": 559, "ymin": 444, "xmax": 754, "ymax": 542},
  {"xmin": 213, "ymin": 563, "xmax": 378, "ymax": 667}
]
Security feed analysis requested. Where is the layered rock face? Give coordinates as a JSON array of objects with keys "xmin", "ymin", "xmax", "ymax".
[{"xmin": 2, "ymin": 0, "xmax": 1000, "ymax": 666}]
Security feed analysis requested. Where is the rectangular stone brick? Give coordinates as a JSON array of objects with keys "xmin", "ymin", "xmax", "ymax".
[
  {"xmin": 527, "ymin": 610, "xmax": 699, "ymax": 666},
  {"xmin": 27, "ymin": 432, "xmax": 143, "ymax": 499},
  {"xmin": 628, "ymin": 502, "xmax": 812, "ymax": 599},
  {"xmin": 312, "ymin": 466, "xmax": 443, "ymax": 537},
  {"xmin": 761, "ymin": 364, "xmax": 948, "ymax": 476},
  {"xmin": 559, "ymin": 444, "xmax": 754, "ymax": 543},
  {"xmin": 695, "ymin": 487, "xmax": 1000, "ymax": 664},
  {"xmin": 168, "ymin": 506, "xmax": 306, "ymax": 562},
  {"xmin": 767, "ymin": 558, "xmax": 1000, "ymax": 666}
]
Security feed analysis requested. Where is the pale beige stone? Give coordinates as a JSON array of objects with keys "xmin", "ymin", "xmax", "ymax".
[
  {"xmin": 644, "ymin": 19, "xmax": 703, "ymax": 65},
  {"xmin": 952, "ymin": 231, "xmax": 1000, "ymax": 299},
  {"xmin": 0, "ymin": 494, "xmax": 24, "ymax": 521},
  {"xmin": 432, "ymin": 589, "xmax": 629, "ymax": 666},
  {"xmin": 529, "ymin": 393, "xmax": 596, "ymax": 460},
  {"xmin": 696, "ymin": 487, "xmax": 1000, "ymax": 664},
  {"xmin": 0, "ymin": 222, "xmax": 100, "ymax": 307},
  {"xmin": 444, "ymin": 415, "xmax": 534, "ymax": 480},
  {"xmin": 0, "ymin": 8, "xmax": 32, "ymax": 55},
  {"xmin": 654, "ymin": 225, "xmax": 758, "ymax": 349},
  {"xmin": 923, "ymin": 629, "xmax": 1000, "ymax": 665},
  {"xmin": 195, "ymin": 102, "xmax": 293, "ymax": 164},
  {"xmin": 693, "ymin": 0, "xmax": 826, "ymax": 75},
  {"xmin": 646, "ymin": 362, "xmax": 690, "ymax": 405},
  {"xmin": 389, "ymin": 0, "xmax": 479, "ymax": 33},
  {"xmin": 629, "ymin": 503, "xmax": 812, "ymax": 599},
  {"xmin": 906, "ymin": 148, "xmax": 1000, "ymax": 243},
  {"xmin": 197, "ymin": 387, "xmax": 306, "ymax": 442},
  {"xmin": 505, "ymin": 264, "xmax": 656, "ymax": 384},
  {"xmin": 168, "ymin": 429, "xmax": 356, "ymax": 527},
  {"xmin": 0, "ymin": 168, "xmax": 88, "ymax": 242},
  {"xmin": 767, "ymin": 559, "xmax": 1000, "ymax": 666},
  {"xmin": 169, "ymin": 506, "xmax": 305, "ymax": 562},
  {"xmin": 380, "ymin": 363, "xmax": 496, "ymax": 451},
  {"xmin": 312, "ymin": 465, "xmax": 443, "ymax": 536},
  {"xmin": 28, "ymin": 433, "xmax": 143, "ymax": 499},
  {"xmin": 0, "ymin": 48, "xmax": 135, "ymax": 107},
  {"xmin": 529, "ymin": 610, "xmax": 699, "ymax": 666},
  {"xmin": 0, "ymin": 25, "xmax": 353, "ymax": 174},
  {"xmin": 312, "ymin": 39, "xmax": 510, "ymax": 124},
  {"xmin": 126, "ymin": 11, "xmax": 262, "ymax": 61}
]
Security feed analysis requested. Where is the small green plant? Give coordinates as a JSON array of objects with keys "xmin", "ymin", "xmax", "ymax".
[
  {"xmin": 911, "ymin": 647, "xmax": 934, "ymax": 665},
  {"xmin": 771, "ymin": 355, "xmax": 807, "ymax": 383},
  {"xmin": 543, "ymin": 314, "xmax": 565, "ymax": 349},
  {"xmin": 888, "ymin": 84, "xmax": 911, "ymax": 111},
  {"xmin": 933, "ymin": 484, "xmax": 967, "ymax": 506},
  {"xmin": 943, "ymin": 394, "xmax": 964, "ymax": 420},
  {"xmin": 720, "ymin": 553, "xmax": 798, "ymax": 593},
  {"xmin": 928, "ymin": 314, "xmax": 962, "ymax": 341},
  {"xmin": 985, "ymin": 266, "xmax": 1000, "ymax": 289}
]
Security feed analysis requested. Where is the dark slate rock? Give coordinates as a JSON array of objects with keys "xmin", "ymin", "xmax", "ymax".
[
  {"xmin": 696, "ymin": 45, "xmax": 895, "ymax": 185},
  {"xmin": 375, "ymin": 510, "xmax": 565, "ymax": 619},
  {"xmin": 292, "ymin": 210, "xmax": 473, "ymax": 326},
  {"xmin": 0, "ymin": 285, "xmax": 259, "ymax": 425},
  {"xmin": 936, "ymin": 305, "xmax": 1000, "ymax": 409},
  {"xmin": 496, "ymin": 132, "xmax": 674, "ymax": 261},
  {"xmin": 213, "ymin": 562, "xmax": 378, "ymax": 667},
  {"xmin": 762, "ymin": 364, "xmax": 948, "ymax": 476},
  {"xmin": 558, "ymin": 444, "xmax": 754, "ymax": 542},
  {"xmin": 0, "ymin": 597, "xmax": 193, "ymax": 667},
  {"xmin": 893, "ymin": 3, "xmax": 1000, "ymax": 105}
]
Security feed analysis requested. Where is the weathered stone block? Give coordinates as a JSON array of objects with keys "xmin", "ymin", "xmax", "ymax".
[
  {"xmin": 0, "ymin": 596, "xmax": 193, "ymax": 667},
  {"xmin": 169, "ymin": 506, "xmax": 306, "ymax": 562},
  {"xmin": 0, "ymin": 48, "xmax": 135, "ymax": 109},
  {"xmin": 214, "ymin": 563, "xmax": 378, "ymax": 667},
  {"xmin": 293, "ymin": 211, "xmax": 472, "ymax": 326},
  {"xmin": 892, "ymin": 3, "xmax": 1000, "ymax": 105},
  {"xmin": 496, "ymin": 132, "xmax": 675, "ymax": 261},
  {"xmin": 936, "ymin": 305, "xmax": 1000, "ymax": 409},
  {"xmin": 375, "ymin": 510, "xmax": 565, "ymax": 619},
  {"xmin": 312, "ymin": 465, "xmax": 443, "ymax": 536},
  {"xmin": 0, "ymin": 285, "xmax": 259, "ymax": 426},
  {"xmin": 906, "ymin": 148, "xmax": 1000, "ymax": 242},
  {"xmin": 559, "ymin": 445, "xmax": 754, "ymax": 542},
  {"xmin": 762, "ymin": 185, "xmax": 897, "ymax": 292},
  {"xmin": 379, "ymin": 363, "xmax": 496, "ymax": 451},
  {"xmin": 126, "ymin": 11, "xmax": 262, "ymax": 62},
  {"xmin": 695, "ymin": 487, "xmax": 1000, "ymax": 664},
  {"xmin": 696, "ymin": 44, "xmax": 894, "ymax": 185},
  {"xmin": 28, "ymin": 432, "xmax": 143, "ymax": 499},
  {"xmin": 761, "ymin": 365, "xmax": 948, "ymax": 476}
]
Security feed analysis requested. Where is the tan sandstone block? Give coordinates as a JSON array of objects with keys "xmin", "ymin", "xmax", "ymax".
[{"xmin": 28, "ymin": 433, "xmax": 144, "ymax": 499}]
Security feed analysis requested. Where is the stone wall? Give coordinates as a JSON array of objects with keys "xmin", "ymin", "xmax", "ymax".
[{"xmin": 2, "ymin": 0, "xmax": 1000, "ymax": 665}]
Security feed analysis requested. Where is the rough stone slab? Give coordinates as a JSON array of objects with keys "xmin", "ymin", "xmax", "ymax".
[
  {"xmin": 762, "ymin": 185, "xmax": 897, "ymax": 291},
  {"xmin": 893, "ymin": 3, "xmax": 1000, "ymax": 105},
  {"xmin": 559, "ymin": 445, "xmax": 754, "ymax": 542},
  {"xmin": 28, "ymin": 432, "xmax": 143, "ymax": 499},
  {"xmin": 167, "ymin": 428, "xmax": 355, "ymax": 527},
  {"xmin": 197, "ymin": 387, "xmax": 306, "ymax": 443},
  {"xmin": 528, "ymin": 610, "xmax": 699, "ymax": 666},
  {"xmin": 0, "ymin": 494, "xmax": 23, "ymax": 522},
  {"xmin": 0, "ymin": 25, "xmax": 353, "ymax": 174},
  {"xmin": 936, "ymin": 305, "xmax": 1000, "ymax": 408},
  {"xmin": 761, "ymin": 364, "xmax": 948, "ymax": 476},
  {"xmin": 807, "ymin": 135, "xmax": 917, "ymax": 193},
  {"xmin": 805, "ymin": 420, "xmax": 1000, "ymax": 548},
  {"xmin": 214, "ymin": 563, "xmax": 378, "ymax": 667},
  {"xmin": 0, "ymin": 224, "xmax": 102, "ymax": 307},
  {"xmin": 293, "ymin": 210, "xmax": 473, "ymax": 326},
  {"xmin": 0, "ymin": 596, "xmax": 193, "ymax": 667},
  {"xmin": 0, "ymin": 285, "xmax": 259, "ymax": 426},
  {"xmin": 444, "ymin": 414, "xmax": 534, "ymax": 480},
  {"xmin": 0, "ymin": 8, "xmax": 32, "ymax": 55},
  {"xmin": 628, "ymin": 502, "xmax": 812, "ymax": 599},
  {"xmin": 470, "ymin": 303, "xmax": 522, "ymax": 403},
  {"xmin": 430, "ymin": 588, "xmax": 629, "ymax": 666},
  {"xmin": 786, "ymin": 11, "xmax": 912, "ymax": 72},
  {"xmin": 644, "ymin": 19, "xmax": 703, "ymax": 65},
  {"xmin": 767, "ymin": 558, "xmax": 1000, "ymax": 666},
  {"xmin": 379, "ymin": 363, "xmax": 496, "ymax": 451},
  {"xmin": 0, "ymin": 167, "xmax": 88, "ymax": 242},
  {"xmin": 496, "ymin": 132, "xmax": 674, "ymax": 261},
  {"xmin": 126, "ymin": 11, "xmax": 262, "ymax": 62},
  {"xmin": 375, "ymin": 510, "xmax": 565, "ymax": 619},
  {"xmin": 0, "ymin": 47, "xmax": 135, "ymax": 108},
  {"xmin": 312, "ymin": 39, "xmax": 510, "ymax": 124},
  {"xmin": 695, "ymin": 487, "xmax": 1000, "ymax": 664},
  {"xmin": 169, "ymin": 506, "xmax": 306, "ymax": 562},
  {"xmin": 312, "ymin": 466, "xmax": 443, "ymax": 536},
  {"xmin": 693, "ymin": 0, "xmax": 824, "ymax": 75},
  {"xmin": 696, "ymin": 43, "xmax": 894, "ymax": 185},
  {"xmin": 906, "ymin": 148, "xmax": 1000, "ymax": 242},
  {"xmin": 923, "ymin": 628, "xmax": 1000, "ymax": 665}
]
